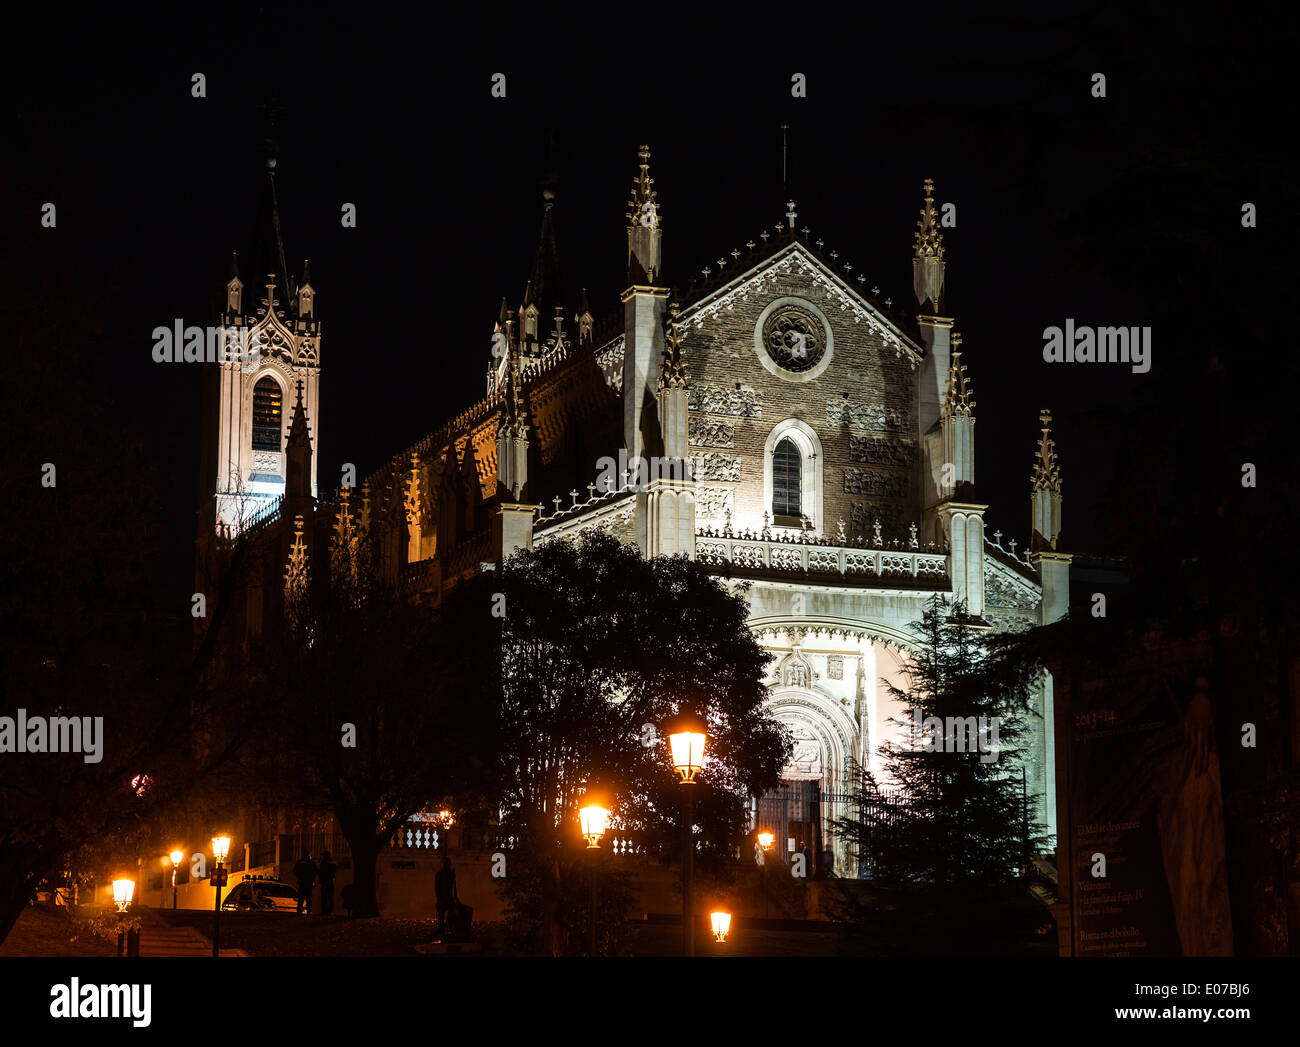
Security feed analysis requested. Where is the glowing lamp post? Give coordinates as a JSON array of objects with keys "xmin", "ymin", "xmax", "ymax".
[
  {"xmin": 710, "ymin": 910, "xmax": 732, "ymax": 943},
  {"xmin": 168, "ymin": 850, "xmax": 184, "ymax": 910},
  {"xmin": 667, "ymin": 711, "xmax": 708, "ymax": 957},
  {"xmin": 211, "ymin": 835, "xmax": 231, "ymax": 958},
  {"xmin": 579, "ymin": 804, "xmax": 609, "ymax": 849},
  {"xmin": 580, "ymin": 795, "xmax": 610, "ymax": 956},
  {"xmin": 757, "ymin": 830, "xmax": 775, "ymax": 918},
  {"xmin": 112, "ymin": 878, "xmax": 135, "ymax": 957}
]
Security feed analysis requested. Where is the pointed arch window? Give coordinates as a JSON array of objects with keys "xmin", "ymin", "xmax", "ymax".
[
  {"xmin": 772, "ymin": 438, "xmax": 802, "ymax": 520},
  {"xmin": 252, "ymin": 376, "xmax": 283, "ymax": 451},
  {"xmin": 763, "ymin": 421, "xmax": 823, "ymax": 534}
]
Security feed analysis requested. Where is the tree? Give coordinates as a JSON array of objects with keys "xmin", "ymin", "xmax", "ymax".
[
  {"xmin": 833, "ymin": 596, "xmax": 1046, "ymax": 889},
  {"xmin": 491, "ymin": 531, "xmax": 790, "ymax": 954},
  {"xmin": 244, "ymin": 519, "xmax": 498, "ymax": 918}
]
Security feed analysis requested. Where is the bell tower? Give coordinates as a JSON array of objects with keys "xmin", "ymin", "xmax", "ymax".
[{"xmin": 198, "ymin": 156, "xmax": 321, "ymax": 540}]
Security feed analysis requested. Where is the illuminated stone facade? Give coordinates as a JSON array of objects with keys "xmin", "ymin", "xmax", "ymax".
[{"xmin": 199, "ymin": 153, "xmax": 1071, "ymax": 872}]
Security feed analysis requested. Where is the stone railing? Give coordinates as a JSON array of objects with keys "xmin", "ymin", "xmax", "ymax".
[
  {"xmin": 984, "ymin": 531, "xmax": 1037, "ymax": 574},
  {"xmin": 696, "ymin": 531, "xmax": 948, "ymax": 581},
  {"xmin": 242, "ymin": 494, "xmax": 285, "ymax": 536}
]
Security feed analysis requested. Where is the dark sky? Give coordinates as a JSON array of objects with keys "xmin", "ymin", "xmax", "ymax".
[{"xmin": 4, "ymin": 6, "xmax": 1283, "ymax": 591}]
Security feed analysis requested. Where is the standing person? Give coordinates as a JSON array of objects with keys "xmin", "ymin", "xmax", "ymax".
[
  {"xmin": 318, "ymin": 851, "xmax": 337, "ymax": 916},
  {"xmin": 434, "ymin": 854, "xmax": 458, "ymax": 938},
  {"xmin": 292, "ymin": 853, "xmax": 318, "ymax": 915}
]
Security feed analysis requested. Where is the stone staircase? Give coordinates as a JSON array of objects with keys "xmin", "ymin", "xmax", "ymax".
[{"xmin": 137, "ymin": 909, "xmax": 248, "ymax": 957}]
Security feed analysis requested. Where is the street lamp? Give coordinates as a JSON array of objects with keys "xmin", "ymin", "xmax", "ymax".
[
  {"xmin": 211, "ymin": 835, "xmax": 231, "ymax": 959},
  {"xmin": 112, "ymin": 878, "xmax": 135, "ymax": 957},
  {"xmin": 710, "ymin": 910, "xmax": 732, "ymax": 943},
  {"xmin": 579, "ymin": 794, "xmax": 610, "ymax": 956},
  {"xmin": 168, "ymin": 850, "xmax": 183, "ymax": 910},
  {"xmin": 579, "ymin": 803, "xmax": 609, "ymax": 849},
  {"xmin": 667, "ymin": 710, "xmax": 708, "ymax": 958},
  {"xmin": 757, "ymin": 830, "xmax": 775, "ymax": 918}
]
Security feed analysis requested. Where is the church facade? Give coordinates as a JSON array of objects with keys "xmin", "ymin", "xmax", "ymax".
[{"xmin": 197, "ymin": 148, "xmax": 1070, "ymax": 867}]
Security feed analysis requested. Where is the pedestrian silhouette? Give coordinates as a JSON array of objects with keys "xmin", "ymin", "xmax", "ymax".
[
  {"xmin": 318, "ymin": 851, "xmax": 337, "ymax": 916},
  {"xmin": 292, "ymin": 853, "xmax": 318, "ymax": 914},
  {"xmin": 434, "ymin": 854, "xmax": 459, "ymax": 938}
]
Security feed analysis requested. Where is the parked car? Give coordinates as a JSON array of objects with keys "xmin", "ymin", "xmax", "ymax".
[{"xmin": 221, "ymin": 877, "xmax": 301, "ymax": 913}]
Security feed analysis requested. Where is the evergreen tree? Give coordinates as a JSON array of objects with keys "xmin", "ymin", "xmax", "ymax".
[{"xmin": 834, "ymin": 596, "xmax": 1046, "ymax": 888}]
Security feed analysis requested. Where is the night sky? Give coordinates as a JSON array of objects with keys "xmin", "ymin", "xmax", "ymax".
[{"xmin": 4, "ymin": 7, "xmax": 1282, "ymax": 594}]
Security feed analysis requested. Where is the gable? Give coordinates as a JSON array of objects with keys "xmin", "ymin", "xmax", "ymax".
[{"xmin": 680, "ymin": 241, "xmax": 922, "ymax": 364}]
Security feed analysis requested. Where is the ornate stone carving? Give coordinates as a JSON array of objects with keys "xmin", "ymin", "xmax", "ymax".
[
  {"xmin": 761, "ymin": 304, "xmax": 825, "ymax": 373},
  {"xmin": 984, "ymin": 566, "xmax": 1040, "ymax": 609},
  {"xmin": 688, "ymin": 385, "xmax": 762, "ymax": 418},
  {"xmin": 696, "ymin": 487, "xmax": 734, "ymax": 519},
  {"xmin": 827, "ymin": 400, "xmax": 909, "ymax": 432},
  {"xmin": 252, "ymin": 450, "xmax": 283, "ymax": 475},
  {"xmin": 850, "ymin": 501, "xmax": 908, "ymax": 536},
  {"xmin": 985, "ymin": 610, "xmax": 1035, "ymax": 633},
  {"xmin": 843, "ymin": 469, "xmax": 909, "ymax": 498},
  {"xmin": 688, "ymin": 417, "xmax": 735, "ymax": 448},
  {"xmin": 827, "ymin": 655, "xmax": 844, "ymax": 681},
  {"xmin": 594, "ymin": 336, "xmax": 625, "ymax": 393},
  {"xmin": 692, "ymin": 453, "xmax": 741, "ymax": 482},
  {"xmin": 683, "ymin": 246, "xmax": 916, "ymax": 365},
  {"xmin": 848, "ymin": 435, "xmax": 915, "ymax": 466}
]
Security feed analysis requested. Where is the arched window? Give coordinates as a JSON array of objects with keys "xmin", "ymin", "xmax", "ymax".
[
  {"xmin": 772, "ymin": 438, "xmax": 802, "ymax": 520},
  {"xmin": 251, "ymin": 377, "xmax": 283, "ymax": 452}
]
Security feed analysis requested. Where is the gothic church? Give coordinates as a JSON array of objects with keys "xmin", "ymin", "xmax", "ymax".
[{"xmin": 197, "ymin": 148, "xmax": 1070, "ymax": 866}]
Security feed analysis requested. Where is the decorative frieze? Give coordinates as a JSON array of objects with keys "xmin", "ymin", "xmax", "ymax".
[
  {"xmin": 251, "ymin": 450, "xmax": 283, "ymax": 475},
  {"xmin": 594, "ymin": 336, "xmax": 625, "ymax": 393},
  {"xmin": 843, "ymin": 469, "xmax": 909, "ymax": 498},
  {"xmin": 985, "ymin": 566, "xmax": 1040, "ymax": 609},
  {"xmin": 696, "ymin": 487, "xmax": 734, "ymax": 519},
  {"xmin": 689, "ymin": 385, "xmax": 762, "ymax": 418},
  {"xmin": 848, "ymin": 435, "xmax": 915, "ymax": 466},
  {"xmin": 688, "ymin": 417, "xmax": 735, "ymax": 448},
  {"xmin": 986, "ymin": 610, "xmax": 1035, "ymax": 633},
  {"xmin": 827, "ymin": 400, "xmax": 908, "ymax": 432},
  {"xmin": 693, "ymin": 453, "xmax": 742, "ymax": 482},
  {"xmin": 850, "ymin": 501, "xmax": 908, "ymax": 537}
]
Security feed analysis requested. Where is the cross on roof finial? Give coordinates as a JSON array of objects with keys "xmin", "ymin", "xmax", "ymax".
[
  {"xmin": 261, "ymin": 274, "xmax": 279, "ymax": 313},
  {"xmin": 1040, "ymin": 408, "xmax": 1053, "ymax": 430},
  {"xmin": 786, "ymin": 200, "xmax": 797, "ymax": 228}
]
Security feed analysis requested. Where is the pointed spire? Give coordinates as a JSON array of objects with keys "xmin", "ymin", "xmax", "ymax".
[
  {"xmin": 914, "ymin": 178, "xmax": 944, "ymax": 258},
  {"xmin": 285, "ymin": 380, "xmax": 313, "ymax": 499},
  {"xmin": 296, "ymin": 258, "xmax": 315, "ymax": 320},
  {"xmin": 331, "ymin": 486, "xmax": 362, "ymax": 587},
  {"xmin": 659, "ymin": 300, "xmax": 689, "ymax": 389},
  {"xmin": 912, "ymin": 178, "xmax": 947, "ymax": 314},
  {"xmin": 249, "ymin": 156, "xmax": 292, "ymax": 313},
  {"xmin": 626, "ymin": 144, "xmax": 659, "ymax": 227},
  {"xmin": 575, "ymin": 287, "xmax": 593, "ymax": 345},
  {"xmin": 529, "ymin": 185, "xmax": 562, "ymax": 315},
  {"xmin": 225, "ymin": 252, "xmax": 244, "ymax": 315},
  {"xmin": 941, "ymin": 332, "xmax": 975, "ymax": 419},
  {"xmin": 1031, "ymin": 409, "xmax": 1061, "ymax": 493},
  {"xmin": 284, "ymin": 513, "xmax": 310, "ymax": 630},
  {"xmin": 1031, "ymin": 409, "xmax": 1063, "ymax": 552},
  {"xmin": 626, "ymin": 145, "xmax": 663, "ymax": 286}
]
